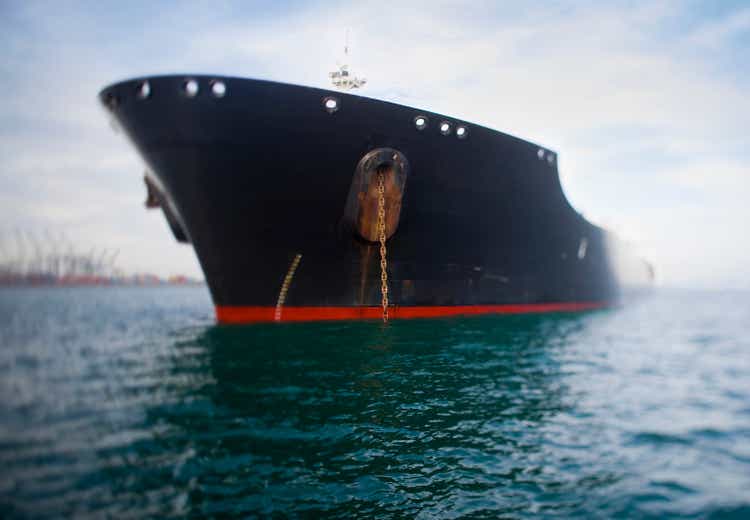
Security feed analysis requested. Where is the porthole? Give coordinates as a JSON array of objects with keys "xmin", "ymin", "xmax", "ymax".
[
  {"xmin": 456, "ymin": 125, "xmax": 468, "ymax": 139},
  {"xmin": 136, "ymin": 81, "xmax": 150, "ymax": 99},
  {"xmin": 537, "ymin": 148, "xmax": 545, "ymax": 160},
  {"xmin": 183, "ymin": 79, "xmax": 199, "ymax": 97},
  {"xmin": 210, "ymin": 80, "xmax": 226, "ymax": 98},
  {"xmin": 414, "ymin": 115, "xmax": 428, "ymax": 130},
  {"xmin": 323, "ymin": 96, "xmax": 339, "ymax": 113},
  {"xmin": 439, "ymin": 121, "xmax": 451, "ymax": 135}
]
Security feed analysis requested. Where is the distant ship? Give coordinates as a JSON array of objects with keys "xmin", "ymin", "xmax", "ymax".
[{"xmin": 99, "ymin": 54, "xmax": 652, "ymax": 323}]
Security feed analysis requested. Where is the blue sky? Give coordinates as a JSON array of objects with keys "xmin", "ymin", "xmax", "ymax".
[{"xmin": 1, "ymin": 0, "xmax": 748, "ymax": 287}]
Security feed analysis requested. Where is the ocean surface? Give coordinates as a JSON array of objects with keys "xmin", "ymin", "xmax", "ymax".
[{"xmin": 0, "ymin": 287, "xmax": 748, "ymax": 518}]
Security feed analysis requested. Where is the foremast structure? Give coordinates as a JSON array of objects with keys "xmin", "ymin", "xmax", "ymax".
[{"xmin": 328, "ymin": 35, "xmax": 367, "ymax": 91}]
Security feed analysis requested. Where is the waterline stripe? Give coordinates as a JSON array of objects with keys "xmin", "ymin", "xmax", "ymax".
[{"xmin": 217, "ymin": 302, "xmax": 608, "ymax": 324}]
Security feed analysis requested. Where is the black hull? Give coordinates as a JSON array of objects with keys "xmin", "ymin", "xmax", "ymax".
[{"xmin": 100, "ymin": 76, "xmax": 650, "ymax": 322}]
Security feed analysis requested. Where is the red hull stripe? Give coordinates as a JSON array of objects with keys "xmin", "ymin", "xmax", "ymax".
[{"xmin": 215, "ymin": 302, "xmax": 608, "ymax": 324}]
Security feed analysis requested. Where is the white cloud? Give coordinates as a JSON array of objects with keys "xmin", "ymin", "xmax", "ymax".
[{"xmin": 688, "ymin": 7, "xmax": 750, "ymax": 49}]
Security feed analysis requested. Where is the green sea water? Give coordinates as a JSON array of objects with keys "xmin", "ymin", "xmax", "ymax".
[{"xmin": 0, "ymin": 287, "xmax": 748, "ymax": 518}]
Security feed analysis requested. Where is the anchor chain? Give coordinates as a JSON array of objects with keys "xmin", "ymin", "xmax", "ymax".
[
  {"xmin": 377, "ymin": 171, "xmax": 389, "ymax": 322},
  {"xmin": 274, "ymin": 254, "xmax": 302, "ymax": 322}
]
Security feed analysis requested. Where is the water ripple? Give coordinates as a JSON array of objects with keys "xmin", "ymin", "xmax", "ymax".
[{"xmin": 0, "ymin": 287, "xmax": 749, "ymax": 517}]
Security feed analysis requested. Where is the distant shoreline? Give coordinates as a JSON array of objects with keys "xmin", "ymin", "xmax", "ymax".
[{"xmin": 0, "ymin": 280, "xmax": 205, "ymax": 288}]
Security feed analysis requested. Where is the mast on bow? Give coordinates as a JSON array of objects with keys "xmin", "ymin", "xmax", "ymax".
[{"xmin": 329, "ymin": 30, "xmax": 367, "ymax": 90}]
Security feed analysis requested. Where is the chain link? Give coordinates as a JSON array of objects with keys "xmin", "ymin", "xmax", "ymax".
[
  {"xmin": 274, "ymin": 254, "xmax": 302, "ymax": 322},
  {"xmin": 377, "ymin": 171, "xmax": 389, "ymax": 322}
]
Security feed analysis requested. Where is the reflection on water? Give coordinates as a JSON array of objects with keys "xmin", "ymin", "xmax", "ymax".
[
  {"xmin": 0, "ymin": 287, "xmax": 749, "ymax": 518},
  {"xmin": 186, "ymin": 315, "xmax": 578, "ymax": 516}
]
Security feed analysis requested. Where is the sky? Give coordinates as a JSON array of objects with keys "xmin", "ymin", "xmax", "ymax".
[{"xmin": 0, "ymin": 0, "xmax": 748, "ymax": 288}]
